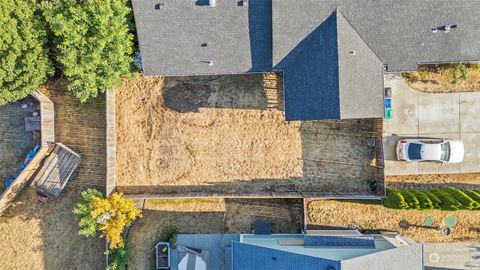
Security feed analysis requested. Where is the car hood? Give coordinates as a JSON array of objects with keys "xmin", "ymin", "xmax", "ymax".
[{"xmin": 448, "ymin": 141, "xmax": 465, "ymax": 163}]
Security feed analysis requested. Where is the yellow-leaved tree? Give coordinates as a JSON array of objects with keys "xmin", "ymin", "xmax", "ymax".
[{"xmin": 73, "ymin": 189, "xmax": 142, "ymax": 249}]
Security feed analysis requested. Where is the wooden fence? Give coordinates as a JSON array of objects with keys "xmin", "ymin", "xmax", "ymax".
[
  {"xmin": 105, "ymin": 89, "xmax": 116, "ymax": 196},
  {"xmin": 0, "ymin": 91, "xmax": 54, "ymax": 215}
]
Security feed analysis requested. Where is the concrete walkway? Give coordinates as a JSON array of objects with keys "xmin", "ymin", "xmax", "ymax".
[
  {"xmin": 424, "ymin": 243, "xmax": 480, "ymax": 270},
  {"xmin": 383, "ymin": 74, "xmax": 480, "ymax": 175}
]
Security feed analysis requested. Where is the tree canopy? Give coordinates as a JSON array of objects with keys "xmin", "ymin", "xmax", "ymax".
[
  {"xmin": 42, "ymin": 0, "xmax": 134, "ymax": 102},
  {"xmin": 0, "ymin": 0, "xmax": 53, "ymax": 105}
]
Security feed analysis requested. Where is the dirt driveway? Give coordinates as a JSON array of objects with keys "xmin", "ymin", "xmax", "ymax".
[{"xmin": 383, "ymin": 74, "xmax": 480, "ymax": 175}]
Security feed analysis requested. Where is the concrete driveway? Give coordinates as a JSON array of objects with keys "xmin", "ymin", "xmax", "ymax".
[
  {"xmin": 424, "ymin": 243, "xmax": 480, "ymax": 270},
  {"xmin": 383, "ymin": 74, "xmax": 480, "ymax": 175}
]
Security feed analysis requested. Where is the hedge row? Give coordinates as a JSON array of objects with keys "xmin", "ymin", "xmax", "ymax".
[{"xmin": 383, "ymin": 188, "xmax": 480, "ymax": 211}]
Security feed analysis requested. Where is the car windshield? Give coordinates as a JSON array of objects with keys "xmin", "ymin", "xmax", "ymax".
[
  {"xmin": 440, "ymin": 142, "xmax": 451, "ymax": 162},
  {"xmin": 407, "ymin": 143, "xmax": 422, "ymax": 160}
]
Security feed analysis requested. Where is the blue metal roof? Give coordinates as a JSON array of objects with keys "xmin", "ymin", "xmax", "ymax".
[
  {"xmin": 232, "ymin": 241, "xmax": 341, "ymax": 270},
  {"xmin": 275, "ymin": 11, "xmax": 340, "ymax": 121}
]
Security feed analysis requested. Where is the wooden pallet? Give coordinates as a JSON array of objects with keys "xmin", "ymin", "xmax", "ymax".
[{"xmin": 31, "ymin": 143, "xmax": 82, "ymax": 199}]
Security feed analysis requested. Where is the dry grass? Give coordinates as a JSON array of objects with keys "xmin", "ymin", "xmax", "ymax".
[
  {"xmin": 403, "ymin": 63, "xmax": 480, "ymax": 93},
  {"xmin": 307, "ymin": 200, "xmax": 480, "ymax": 243},
  {"xmin": 0, "ymin": 78, "xmax": 107, "ymax": 269},
  {"xmin": 386, "ymin": 173, "xmax": 480, "ymax": 190}
]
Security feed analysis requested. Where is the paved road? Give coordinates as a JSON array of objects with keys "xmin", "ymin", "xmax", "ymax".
[
  {"xmin": 424, "ymin": 243, "xmax": 480, "ymax": 270},
  {"xmin": 383, "ymin": 74, "xmax": 480, "ymax": 175}
]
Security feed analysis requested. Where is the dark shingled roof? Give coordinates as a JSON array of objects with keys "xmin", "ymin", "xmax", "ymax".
[
  {"xmin": 132, "ymin": 0, "xmax": 480, "ymax": 120},
  {"xmin": 132, "ymin": 0, "xmax": 254, "ymax": 76},
  {"xmin": 273, "ymin": 0, "xmax": 480, "ymax": 72},
  {"xmin": 277, "ymin": 10, "xmax": 384, "ymax": 120}
]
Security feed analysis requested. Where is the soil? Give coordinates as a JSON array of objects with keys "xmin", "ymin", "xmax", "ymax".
[
  {"xmin": 386, "ymin": 174, "xmax": 480, "ymax": 190},
  {"xmin": 128, "ymin": 198, "xmax": 303, "ymax": 269},
  {"xmin": 115, "ymin": 75, "xmax": 380, "ymax": 195},
  {"xmin": 307, "ymin": 200, "xmax": 480, "ymax": 243},
  {"xmin": 0, "ymin": 188, "xmax": 104, "ymax": 270},
  {"xmin": 403, "ymin": 64, "xmax": 480, "ymax": 93}
]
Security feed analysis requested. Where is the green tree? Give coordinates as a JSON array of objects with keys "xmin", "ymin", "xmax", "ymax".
[
  {"xmin": 0, "ymin": 0, "xmax": 53, "ymax": 105},
  {"xmin": 42, "ymin": 0, "xmax": 134, "ymax": 102}
]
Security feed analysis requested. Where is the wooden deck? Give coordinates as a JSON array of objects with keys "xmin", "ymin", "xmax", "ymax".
[{"xmin": 31, "ymin": 143, "xmax": 82, "ymax": 198}]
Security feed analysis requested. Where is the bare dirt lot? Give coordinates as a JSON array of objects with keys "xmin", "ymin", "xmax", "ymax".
[
  {"xmin": 116, "ymin": 75, "xmax": 382, "ymax": 196},
  {"xmin": 307, "ymin": 200, "xmax": 480, "ymax": 243},
  {"xmin": 128, "ymin": 198, "xmax": 303, "ymax": 269},
  {"xmin": 0, "ymin": 79, "xmax": 106, "ymax": 270}
]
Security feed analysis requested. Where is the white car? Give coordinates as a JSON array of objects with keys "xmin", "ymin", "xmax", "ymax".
[{"xmin": 396, "ymin": 139, "xmax": 464, "ymax": 163}]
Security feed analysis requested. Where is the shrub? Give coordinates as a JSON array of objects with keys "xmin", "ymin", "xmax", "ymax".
[
  {"xmin": 73, "ymin": 189, "xmax": 142, "ymax": 249},
  {"xmin": 411, "ymin": 190, "xmax": 434, "ymax": 209},
  {"xmin": 383, "ymin": 189, "xmax": 407, "ymax": 209},
  {"xmin": 73, "ymin": 188, "xmax": 104, "ymax": 237},
  {"xmin": 106, "ymin": 241, "xmax": 131, "ymax": 270},
  {"xmin": 399, "ymin": 189, "xmax": 420, "ymax": 210},
  {"xmin": 452, "ymin": 63, "xmax": 468, "ymax": 84},
  {"xmin": 41, "ymin": 0, "xmax": 134, "ymax": 102},
  {"xmin": 431, "ymin": 189, "xmax": 462, "ymax": 210},
  {"xmin": 0, "ymin": 0, "xmax": 53, "ymax": 105},
  {"xmin": 383, "ymin": 188, "xmax": 480, "ymax": 211},
  {"xmin": 444, "ymin": 187, "xmax": 479, "ymax": 210}
]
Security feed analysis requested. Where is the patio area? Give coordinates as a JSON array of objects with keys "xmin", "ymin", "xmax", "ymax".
[{"xmin": 0, "ymin": 96, "xmax": 38, "ymax": 192}]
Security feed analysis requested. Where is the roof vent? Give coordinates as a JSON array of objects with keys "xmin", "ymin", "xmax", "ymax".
[
  {"xmin": 349, "ymin": 50, "xmax": 356, "ymax": 55},
  {"xmin": 200, "ymin": 60, "xmax": 214, "ymax": 66},
  {"xmin": 201, "ymin": 43, "xmax": 208, "ymax": 47},
  {"xmin": 431, "ymin": 24, "xmax": 457, "ymax": 33},
  {"xmin": 209, "ymin": 0, "xmax": 216, "ymax": 7},
  {"xmin": 154, "ymin": 3, "xmax": 164, "ymax": 10}
]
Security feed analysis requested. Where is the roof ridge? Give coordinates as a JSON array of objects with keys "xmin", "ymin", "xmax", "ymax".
[{"xmin": 335, "ymin": 8, "xmax": 382, "ymax": 63}]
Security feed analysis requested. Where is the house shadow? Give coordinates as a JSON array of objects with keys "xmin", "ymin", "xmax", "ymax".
[
  {"xmin": 247, "ymin": 0, "xmax": 272, "ymax": 72},
  {"xmin": 162, "ymin": 73, "xmax": 283, "ymax": 113}
]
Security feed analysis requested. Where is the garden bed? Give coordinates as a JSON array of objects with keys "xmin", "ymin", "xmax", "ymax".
[{"xmin": 403, "ymin": 63, "xmax": 480, "ymax": 93}]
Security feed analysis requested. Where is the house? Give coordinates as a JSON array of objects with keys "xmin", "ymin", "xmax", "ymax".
[
  {"xmin": 167, "ymin": 230, "xmax": 424, "ymax": 270},
  {"xmin": 132, "ymin": 0, "xmax": 480, "ymax": 121}
]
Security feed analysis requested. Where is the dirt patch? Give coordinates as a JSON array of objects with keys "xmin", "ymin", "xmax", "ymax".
[
  {"xmin": 307, "ymin": 200, "xmax": 480, "ymax": 243},
  {"xmin": 128, "ymin": 198, "xmax": 302, "ymax": 269},
  {"xmin": 116, "ymin": 75, "xmax": 381, "ymax": 196},
  {"xmin": 403, "ymin": 63, "xmax": 480, "ymax": 93},
  {"xmin": 0, "ymin": 79, "xmax": 107, "ymax": 269},
  {"xmin": 386, "ymin": 174, "xmax": 480, "ymax": 190},
  {"xmin": 0, "ymin": 187, "xmax": 104, "ymax": 269}
]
